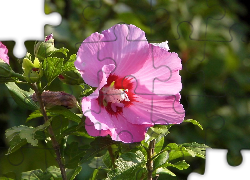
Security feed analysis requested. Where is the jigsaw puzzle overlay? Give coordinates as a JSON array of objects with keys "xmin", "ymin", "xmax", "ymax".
[{"xmin": 0, "ymin": 0, "xmax": 250, "ymax": 179}]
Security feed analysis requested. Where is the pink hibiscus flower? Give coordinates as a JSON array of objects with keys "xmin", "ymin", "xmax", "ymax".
[
  {"xmin": 0, "ymin": 42, "xmax": 9, "ymax": 64},
  {"xmin": 75, "ymin": 24, "xmax": 185, "ymax": 143}
]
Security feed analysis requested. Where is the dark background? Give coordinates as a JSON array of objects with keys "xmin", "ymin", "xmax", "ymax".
[{"xmin": 0, "ymin": 0, "xmax": 250, "ymax": 179}]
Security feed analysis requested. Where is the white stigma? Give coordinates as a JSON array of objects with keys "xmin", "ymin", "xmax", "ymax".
[{"xmin": 102, "ymin": 86, "xmax": 130, "ymax": 104}]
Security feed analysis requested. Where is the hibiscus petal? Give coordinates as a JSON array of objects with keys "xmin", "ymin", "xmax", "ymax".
[
  {"xmin": 122, "ymin": 93, "xmax": 185, "ymax": 125},
  {"xmin": 75, "ymin": 24, "xmax": 149, "ymax": 87},
  {"xmin": 0, "ymin": 42, "xmax": 9, "ymax": 64},
  {"xmin": 82, "ymin": 64, "xmax": 116, "ymax": 130},
  {"xmin": 132, "ymin": 44, "xmax": 182, "ymax": 95},
  {"xmin": 85, "ymin": 118, "xmax": 112, "ymax": 137},
  {"xmin": 110, "ymin": 115, "xmax": 152, "ymax": 143}
]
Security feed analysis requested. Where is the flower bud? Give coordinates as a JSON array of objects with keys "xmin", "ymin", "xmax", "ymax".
[
  {"xmin": 22, "ymin": 55, "xmax": 43, "ymax": 83},
  {"xmin": 0, "ymin": 59, "xmax": 14, "ymax": 77},
  {"xmin": 58, "ymin": 70, "xmax": 84, "ymax": 85},
  {"xmin": 34, "ymin": 33, "xmax": 57, "ymax": 60},
  {"xmin": 31, "ymin": 91, "xmax": 78, "ymax": 109}
]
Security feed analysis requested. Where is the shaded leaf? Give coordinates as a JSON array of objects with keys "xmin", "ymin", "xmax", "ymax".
[
  {"xmin": 6, "ymin": 135, "xmax": 27, "ymax": 155},
  {"xmin": 80, "ymin": 137, "xmax": 117, "ymax": 163},
  {"xmin": 153, "ymin": 151, "xmax": 169, "ymax": 170},
  {"xmin": 64, "ymin": 142, "xmax": 89, "ymax": 168},
  {"xmin": 21, "ymin": 169, "xmax": 51, "ymax": 180},
  {"xmin": 66, "ymin": 166, "xmax": 82, "ymax": 180},
  {"xmin": 5, "ymin": 82, "xmax": 37, "ymax": 110},
  {"xmin": 26, "ymin": 106, "xmax": 81, "ymax": 124}
]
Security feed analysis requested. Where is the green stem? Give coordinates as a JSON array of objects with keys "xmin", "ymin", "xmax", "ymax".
[
  {"xmin": 31, "ymin": 83, "xmax": 67, "ymax": 180},
  {"xmin": 12, "ymin": 72, "xmax": 25, "ymax": 81},
  {"xmin": 147, "ymin": 139, "xmax": 156, "ymax": 180}
]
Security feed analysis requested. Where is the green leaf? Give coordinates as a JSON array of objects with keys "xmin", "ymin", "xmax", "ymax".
[
  {"xmin": 66, "ymin": 166, "xmax": 82, "ymax": 180},
  {"xmin": 21, "ymin": 169, "xmax": 52, "ymax": 180},
  {"xmin": 156, "ymin": 167, "xmax": 176, "ymax": 176},
  {"xmin": 63, "ymin": 54, "xmax": 77, "ymax": 71},
  {"xmin": 154, "ymin": 136, "xmax": 164, "ymax": 154},
  {"xmin": 163, "ymin": 160, "xmax": 190, "ymax": 170},
  {"xmin": 5, "ymin": 121, "xmax": 51, "ymax": 153},
  {"xmin": 0, "ymin": 77, "xmax": 15, "ymax": 83},
  {"xmin": 183, "ymin": 119, "xmax": 203, "ymax": 130},
  {"xmin": 107, "ymin": 150, "xmax": 147, "ymax": 180},
  {"xmin": 5, "ymin": 82, "xmax": 38, "ymax": 110},
  {"xmin": 53, "ymin": 47, "xmax": 69, "ymax": 57},
  {"xmin": 26, "ymin": 110, "xmax": 43, "ymax": 122},
  {"xmin": 26, "ymin": 107, "xmax": 82, "ymax": 124},
  {"xmin": 182, "ymin": 142, "xmax": 209, "ymax": 158},
  {"xmin": 0, "ymin": 177, "xmax": 14, "ymax": 180},
  {"xmin": 163, "ymin": 142, "xmax": 209, "ymax": 162},
  {"xmin": 46, "ymin": 166, "xmax": 61, "ymax": 178},
  {"xmin": 50, "ymin": 115, "xmax": 69, "ymax": 141},
  {"xmin": 90, "ymin": 169, "xmax": 99, "ymax": 180},
  {"xmin": 81, "ymin": 137, "xmax": 116, "ymax": 164},
  {"xmin": 43, "ymin": 57, "xmax": 64, "ymax": 85},
  {"xmin": 153, "ymin": 151, "xmax": 169, "ymax": 170},
  {"xmin": 89, "ymin": 157, "xmax": 107, "ymax": 169},
  {"xmin": 145, "ymin": 124, "xmax": 171, "ymax": 143},
  {"xmin": 48, "ymin": 106, "xmax": 81, "ymax": 124},
  {"xmin": 64, "ymin": 142, "xmax": 89, "ymax": 168},
  {"xmin": 6, "ymin": 126, "xmax": 38, "ymax": 147},
  {"xmin": 6, "ymin": 135, "xmax": 27, "ymax": 155}
]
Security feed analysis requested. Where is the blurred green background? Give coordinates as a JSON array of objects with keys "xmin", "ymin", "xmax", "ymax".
[{"xmin": 1, "ymin": 0, "xmax": 250, "ymax": 179}]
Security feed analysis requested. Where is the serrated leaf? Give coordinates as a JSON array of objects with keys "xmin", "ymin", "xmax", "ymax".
[
  {"xmin": 107, "ymin": 150, "xmax": 147, "ymax": 180},
  {"xmin": 26, "ymin": 110, "xmax": 43, "ymax": 122},
  {"xmin": 163, "ymin": 160, "xmax": 190, "ymax": 170},
  {"xmin": 145, "ymin": 125, "xmax": 171, "ymax": 142},
  {"xmin": 183, "ymin": 119, "xmax": 203, "ymax": 130},
  {"xmin": 6, "ymin": 126, "xmax": 38, "ymax": 146},
  {"xmin": 156, "ymin": 167, "xmax": 176, "ymax": 176},
  {"xmin": 182, "ymin": 142, "xmax": 209, "ymax": 158},
  {"xmin": 5, "ymin": 82, "xmax": 38, "ymax": 110},
  {"xmin": 43, "ymin": 57, "xmax": 64, "ymax": 85},
  {"xmin": 164, "ymin": 142, "xmax": 209, "ymax": 162},
  {"xmin": 153, "ymin": 151, "xmax": 169, "ymax": 170},
  {"xmin": 64, "ymin": 54, "xmax": 77, "ymax": 71},
  {"xmin": 6, "ymin": 121, "xmax": 51, "ymax": 153}
]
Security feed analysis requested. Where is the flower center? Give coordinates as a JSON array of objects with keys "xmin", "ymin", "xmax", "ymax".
[
  {"xmin": 97, "ymin": 74, "xmax": 136, "ymax": 116},
  {"xmin": 101, "ymin": 81, "xmax": 130, "ymax": 109}
]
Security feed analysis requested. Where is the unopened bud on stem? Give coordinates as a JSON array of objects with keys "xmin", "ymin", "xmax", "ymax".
[{"xmin": 31, "ymin": 91, "xmax": 78, "ymax": 109}]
